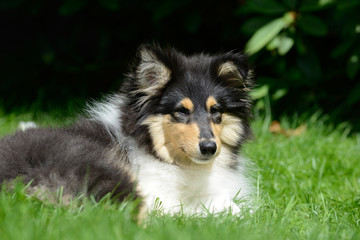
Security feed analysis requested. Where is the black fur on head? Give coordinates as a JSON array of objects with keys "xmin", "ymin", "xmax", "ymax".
[{"xmin": 121, "ymin": 44, "xmax": 254, "ymax": 155}]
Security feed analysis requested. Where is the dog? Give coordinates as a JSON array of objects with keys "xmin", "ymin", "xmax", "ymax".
[{"xmin": 0, "ymin": 44, "xmax": 254, "ymax": 217}]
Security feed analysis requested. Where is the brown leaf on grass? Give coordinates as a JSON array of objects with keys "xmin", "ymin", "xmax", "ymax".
[{"xmin": 269, "ymin": 120, "xmax": 307, "ymax": 137}]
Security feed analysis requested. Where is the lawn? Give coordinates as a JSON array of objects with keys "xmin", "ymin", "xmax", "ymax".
[{"xmin": 0, "ymin": 109, "xmax": 359, "ymax": 240}]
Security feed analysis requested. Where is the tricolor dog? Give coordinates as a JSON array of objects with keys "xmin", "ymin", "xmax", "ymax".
[{"xmin": 0, "ymin": 44, "xmax": 254, "ymax": 217}]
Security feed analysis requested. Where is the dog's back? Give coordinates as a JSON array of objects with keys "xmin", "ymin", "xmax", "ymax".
[{"xmin": 0, "ymin": 120, "xmax": 137, "ymax": 203}]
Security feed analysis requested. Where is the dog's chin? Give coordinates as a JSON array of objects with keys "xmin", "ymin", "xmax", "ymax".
[{"xmin": 189, "ymin": 156, "xmax": 215, "ymax": 165}]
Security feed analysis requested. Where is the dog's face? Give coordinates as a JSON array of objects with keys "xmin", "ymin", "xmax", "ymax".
[{"xmin": 128, "ymin": 45, "xmax": 253, "ymax": 166}]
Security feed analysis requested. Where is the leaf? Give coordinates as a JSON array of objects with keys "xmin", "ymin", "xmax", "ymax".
[
  {"xmin": 297, "ymin": 14, "xmax": 328, "ymax": 36},
  {"xmin": 255, "ymin": 100, "xmax": 265, "ymax": 110},
  {"xmin": 272, "ymin": 88, "xmax": 288, "ymax": 100},
  {"xmin": 319, "ymin": 0, "xmax": 335, "ymax": 7},
  {"xmin": 248, "ymin": 0, "xmax": 288, "ymax": 15},
  {"xmin": 278, "ymin": 35, "xmax": 294, "ymax": 55},
  {"xmin": 251, "ymin": 85, "xmax": 269, "ymax": 100},
  {"xmin": 245, "ymin": 16, "xmax": 290, "ymax": 55},
  {"xmin": 267, "ymin": 34, "xmax": 294, "ymax": 55},
  {"xmin": 59, "ymin": 0, "xmax": 87, "ymax": 16},
  {"xmin": 267, "ymin": 35, "xmax": 281, "ymax": 51}
]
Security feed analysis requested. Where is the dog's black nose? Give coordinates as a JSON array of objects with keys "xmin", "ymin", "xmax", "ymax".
[{"xmin": 199, "ymin": 140, "xmax": 217, "ymax": 156}]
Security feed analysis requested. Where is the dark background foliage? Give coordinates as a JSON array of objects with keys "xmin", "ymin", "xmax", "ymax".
[{"xmin": 1, "ymin": 0, "xmax": 359, "ymax": 130}]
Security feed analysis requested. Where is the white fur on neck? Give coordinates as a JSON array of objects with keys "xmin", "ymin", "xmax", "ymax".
[
  {"xmin": 86, "ymin": 94, "xmax": 124, "ymax": 142},
  {"xmin": 128, "ymin": 140, "xmax": 253, "ymax": 215}
]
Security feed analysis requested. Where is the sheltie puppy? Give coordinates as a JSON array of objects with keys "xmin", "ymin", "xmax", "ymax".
[{"xmin": 0, "ymin": 44, "xmax": 254, "ymax": 217}]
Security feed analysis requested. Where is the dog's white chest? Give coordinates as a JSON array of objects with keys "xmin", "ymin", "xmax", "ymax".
[{"xmin": 129, "ymin": 146, "xmax": 251, "ymax": 215}]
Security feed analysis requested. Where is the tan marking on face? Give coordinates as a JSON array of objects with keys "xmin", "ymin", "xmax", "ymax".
[
  {"xmin": 206, "ymin": 96, "xmax": 218, "ymax": 111},
  {"xmin": 143, "ymin": 112, "xmax": 244, "ymax": 167},
  {"xmin": 143, "ymin": 115, "xmax": 216, "ymax": 167},
  {"xmin": 163, "ymin": 116, "xmax": 200, "ymax": 164},
  {"xmin": 220, "ymin": 113, "xmax": 243, "ymax": 146},
  {"xmin": 142, "ymin": 115, "xmax": 171, "ymax": 163},
  {"xmin": 180, "ymin": 98, "xmax": 194, "ymax": 112}
]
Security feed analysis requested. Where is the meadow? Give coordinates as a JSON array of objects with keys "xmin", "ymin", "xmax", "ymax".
[{"xmin": 0, "ymin": 109, "xmax": 359, "ymax": 240}]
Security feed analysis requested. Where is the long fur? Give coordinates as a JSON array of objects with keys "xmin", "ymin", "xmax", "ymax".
[{"xmin": 0, "ymin": 44, "xmax": 255, "ymax": 216}]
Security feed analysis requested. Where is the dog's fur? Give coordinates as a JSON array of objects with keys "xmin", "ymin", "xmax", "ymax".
[{"xmin": 0, "ymin": 44, "xmax": 254, "ymax": 216}]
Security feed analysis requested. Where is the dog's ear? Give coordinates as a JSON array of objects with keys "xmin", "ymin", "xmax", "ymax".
[
  {"xmin": 216, "ymin": 53, "xmax": 252, "ymax": 90},
  {"xmin": 135, "ymin": 44, "xmax": 172, "ymax": 93}
]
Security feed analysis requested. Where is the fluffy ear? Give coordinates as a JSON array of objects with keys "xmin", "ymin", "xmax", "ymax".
[
  {"xmin": 216, "ymin": 54, "xmax": 252, "ymax": 90},
  {"xmin": 135, "ymin": 45, "xmax": 172, "ymax": 94}
]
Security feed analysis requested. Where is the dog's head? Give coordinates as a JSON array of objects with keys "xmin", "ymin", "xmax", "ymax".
[{"xmin": 124, "ymin": 44, "xmax": 253, "ymax": 166}]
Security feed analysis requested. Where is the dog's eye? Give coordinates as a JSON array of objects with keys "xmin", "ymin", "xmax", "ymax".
[
  {"xmin": 210, "ymin": 106, "xmax": 221, "ymax": 115},
  {"xmin": 177, "ymin": 107, "xmax": 190, "ymax": 116},
  {"xmin": 210, "ymin": 105, "xmax": 222, "ymax": 124}
]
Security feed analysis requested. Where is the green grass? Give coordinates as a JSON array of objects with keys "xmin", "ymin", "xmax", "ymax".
[{"xmin": 0, "ymin": 110, "xmax": 359, "ymax": 239}]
